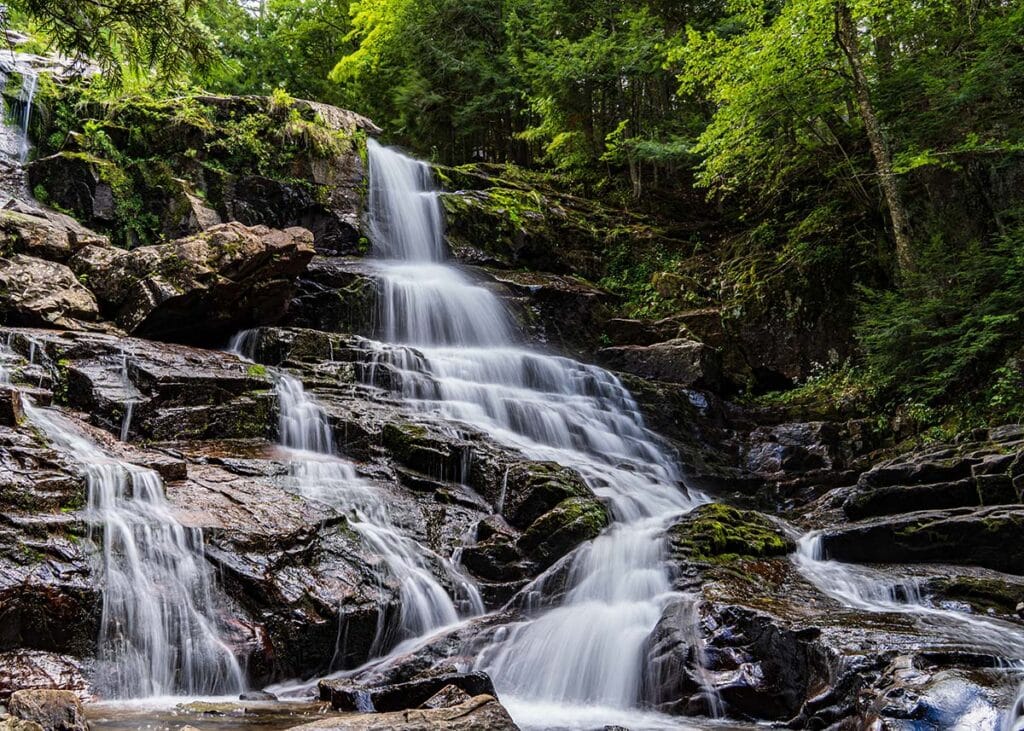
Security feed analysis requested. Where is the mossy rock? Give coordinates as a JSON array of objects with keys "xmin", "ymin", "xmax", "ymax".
[
  {"xmin": 500, "ymin": 461, "xmax": 592, "ymax": 530},
  {"xmin": 669, "ymin": 503, "xmax": 794, "ymax": 564},
  {"xmin": 927, "ymin": 576, "xmax": 1024, "ymax": 617},
  {"xmin": 518, "ymin": 496, "xmax": 610, "ymax": 568},
  {"xmin": 381, "ymin": 421, "xmax": 468, "ymax": 481}
]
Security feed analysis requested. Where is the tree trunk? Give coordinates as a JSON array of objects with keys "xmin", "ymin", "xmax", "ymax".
[{"xmin": 835, "ymin": 1, "xmax": 915, "ymax": 278}]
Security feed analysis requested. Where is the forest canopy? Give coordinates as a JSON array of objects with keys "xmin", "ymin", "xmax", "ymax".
[{"xmin": 8, "ymin": 0, "xmax": 1024, "ymax": 430}]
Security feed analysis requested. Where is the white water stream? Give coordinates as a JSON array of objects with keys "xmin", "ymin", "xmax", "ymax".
[
  {"xmin": 364, "ymin": 139, "xmax": 705, "ymax": 725},
  {"xmin": 19, "ymin": 399, "xmax": 244, "ymax": 698},
  {"xmin": 796, "ymin": 534, "xmax": 1024, "ymax": 728},
  {"xmin": 228, "ymin": 334, "xmax": 483, "ymax": 662}
]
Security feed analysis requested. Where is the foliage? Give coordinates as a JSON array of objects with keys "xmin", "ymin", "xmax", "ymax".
[
  {"xmin": 198, "ymin": 0, "xmax": 353, "ymax": 104},
  {"xmin": 857, "ymin": 225, "xmax": 1024, "ymax": 422},
  {"xmin": 3, "ymin": 0, "xmax": 218, "ymax": 82}
]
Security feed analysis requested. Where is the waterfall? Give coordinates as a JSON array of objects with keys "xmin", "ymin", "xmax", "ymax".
[
  {"xmin": 229, "ymin": 335, "xmax": 482, "ymax": 660},
  {"xmin": 364, "ymin": 140, "xmax": 704, "ymax": 724},
  {"xmin": 20, "ymin": 399, "xmax": 244, "ymax": 699},
  {"xmin": 796, "ymin": 533, "xmax": 1024, "ymax": 724},
  {"xmin": 0, "ymin": 57, "xmax": 38, "ymax": 170},
  {"xmin": 14, "ymin": 67, "xmax": 36, "ymax": 163},
  {"xmin": 1007, "ymin": 682, "xmax": 1024, "ymax": 731}
]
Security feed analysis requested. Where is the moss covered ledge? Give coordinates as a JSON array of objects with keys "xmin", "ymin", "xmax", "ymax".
[{"xmin": 669, "ymin": 502, "xmax": 794, "ymax": 564}]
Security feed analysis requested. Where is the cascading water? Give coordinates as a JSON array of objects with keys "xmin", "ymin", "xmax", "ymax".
[
  {"xmin": 363, "ymin": 139, "xmax": 705, "ymax": 725},
  {"xmin": 19, "ymin": 398, "xmax": 244, "ymax": 698},
  {"xmin": 796, "ymin": 533, "xmax": 1024, "ymax": 726},
  {"xmin": 229, "ymin": 334, "xmax": 482, "ymax": 659},
  {"xmin": 0, "ymin": 55, "xmax": 38, "ymax": 195}
]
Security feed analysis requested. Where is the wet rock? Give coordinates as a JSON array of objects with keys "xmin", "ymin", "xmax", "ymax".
[
  {"xmin": 222, "ymin": 176, "xmax": 361, "ymax": 257},
  {"xmin": 0, "ymin": 718, "xmax": 44, "ymax": 731},
  {"xmin": 822, "ymin": 506, "xmax": 1024, "ymax": 574},
  {"xmin": 0, "ymin": 387, "xmax": 22, "ymax": 426},
  {"xmin": 168, "ymin": 457, "xmax": 392, "ymax": 680},
  {"xmin": 3, "ymin": 328, "xmax": 275, "ymax": 442},
  {"xmin": 0, "ymin": 652, "xmax": 88, "ymax": 702},
  {"xmin": 926, "ymin": 575, "xmax": 1024, "ymax": 619},
  {"xmin": 7, "ymin": 689, "xmax": 86, "ymax": 731},
  {"xmin": 319, "ymin": 672, "xmax": 496, "ymax": 713},
  {"xmin": 498, "ymin": 461, "xmax": 591, "ymax": 529},
  {"xmin": 668, "ymin": 503, "xmax": 794, "ymax": 564},
  {"xmin": 289, "ymin": 694, "xmax": 518, "ymax": 731},
  {"xmin": 0, "ymin": 423, "xmax": 98, "ymax": 658},
  {"xmin": 517, "ymin": 496, "xmax": 609, "ymax": 569},
  {"xmin": 286, "ymin": 259, "xmax": 378, "ymax": 336},
  {"xmin": 598, "ymin": 339, "xmax": 722, "ymax": 390},
  {"xmin": 460, "ymin": 532, "xmax": 529, "ymax": 583},
  {"xmin": 0, "ymin": 255, "xmax": 99, "ymax": 329},
  {"xmin": 482, "ymin": 268, "xmax": 616, "ymax": 357},
  {"xmin": 381, "ymin": 422, "xmax": 472, "ymax": 482},
  {"xmin": 70, "ymin": 222, "xmax": 314, "ymax": 341},
  {"xmin": 843, "ymin": 437, "xmax": 1024, "ymax": 520},
  {"xmin": 421, "ymin": 685, "xmax": 473, "ymax": 710},
  {"xmin": 643, "ymin": 598, "xmax": 833, "ymax": 721},
  {"xmin": 239, "ymin": 691, "xmax": 278, "ymax": 701}
]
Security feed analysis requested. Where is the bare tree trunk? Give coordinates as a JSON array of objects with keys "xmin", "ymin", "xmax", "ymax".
[{"xmin": 835, "ymin": 1, "xmax": 915, "ymax": 278}]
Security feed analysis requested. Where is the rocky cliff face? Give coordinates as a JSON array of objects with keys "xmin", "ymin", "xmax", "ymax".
[{"xmin": 0, "ymin": 88, "xmax": 1022, "ymax": 731}]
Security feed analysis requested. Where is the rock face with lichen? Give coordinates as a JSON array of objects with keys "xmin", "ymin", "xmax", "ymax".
[
  {"xmin": 69, "ymin": 222, "xmax": 315, "ymax": 341},
  {"xmin": 28, "ymin": 93, "xmax": 378, "ymax": 254}
]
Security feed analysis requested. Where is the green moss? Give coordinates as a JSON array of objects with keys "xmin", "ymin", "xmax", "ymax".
[
  {"xmin": 246, "ymin": 364, "xmax": 268, "ymax": 378},
  {"xmin": 930, "ymin": 576, "xmax": 1023, "ymax": 615},
  {"xmin": 670, "ymin": 503, "xmax": 794, "ymax": 563}
]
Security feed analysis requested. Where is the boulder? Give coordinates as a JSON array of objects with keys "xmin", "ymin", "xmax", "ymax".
[
  {"xmin": 482, "ymin": 268, "xmax": 617, "ymax": 357},
  {"xmin": 0, "ymin": 652, "xmax": 88, "ymax": 703},
  {"xmin": 0, "ymin": 386, "xmax": 22, "ymax": 426},
  {"xmin": 498, "ymin": 461, "xmax": 592, "ymax": 529},
  {"xmin": 70, "ymin": 222, "xmax": 314, "ymax": 341},
  {"xmin": 421, "ymin": 685, "xmax": 473, "ymax": 710},
  {"xmin": 162, "ymin": 179, "xmax": 222, "ymax": 239},
  {"xmin": 0, "ymin": 255, "xmax": 99, "ymax": 329},
  {"xmin": 221, "ymin": 176, "xmax": 361, "ymax": 257},
  {"xmin": 517, "ymin": 496, "xmax": 609, "ymax": 568},
  {"xmin": 0, "ymin": 211, "xmax": 71, "ymax": 261},
  {"xmin": 7, "ymin": 690, "xmax": 87, "ymax": 731},
  {"xmin": 668, "ymin": 504, "xmax": 794, "ymax": 564},
  {"xmin": 28, "ymin": 153, "xmax": 116, "ymax": 226},
  {"xmin": 642, "ymin": 599, "xmax": 833, "ymax": 721},
  {"xmin": 2, "ymin": 201, "xmax": 109, "ymax": 253},
  {"xmin": 822, "ymin": 506, "xmax": 1024, "ymax": 574},
  {"xmin": 287, "ymin": 258, "xmax": 377, "ymax": 335},
  {"xmin": 319, "ymin": 672, "xmax": 496, "ymax": 713},
  {"xmin": 598, "ymin": 339, "xmax": 722, "ymax": 390},
  {"xmin": 286, "ymin": 695, "xmax": 519, "ymax": 731}
]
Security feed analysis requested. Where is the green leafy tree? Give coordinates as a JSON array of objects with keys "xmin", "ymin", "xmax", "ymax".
[
  {"xmin": 5, "ymin": 0, "xmax": 217, "ymax": 82},
  {"xmin": 199, "ymin": 0, "xmax": 353, "ymax": 104},
  {"xmin": 333, "ymin": 0, "xmax": 525, "ymax": 163}
]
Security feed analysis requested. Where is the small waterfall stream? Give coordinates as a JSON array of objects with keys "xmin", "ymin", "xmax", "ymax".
[
  {"xmin": 19, "ymin": 398, "xmax": 244, "ymax": 698},
  {"xmin": 796, "ymin": 533, "xmax": 1024, "ymax": 727},
  {"xmin": 0, "ymin": 54, "xmax": 38, "ymax": 201},
  {"xmin": 363, "ymin": 139, "xmax": 705, "ymax": 725},
  {"xmin": 229, "ymin": 336, "xmax": 483, "ymax": 659}
]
